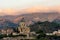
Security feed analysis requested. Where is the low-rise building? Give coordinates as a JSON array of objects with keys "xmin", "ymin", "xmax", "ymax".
[
  {"xmin": 53, "ymin": 31, "xmax": 58, "ymax": 35},
  {"xmin": 52, "ymin": 29, "xmax": 60, "ymax": 36},
  {"xmin": 0, "ymin": 27, "xmax": 14, "ymax": 35},
  {"xmin": 58, "ymin": 30, "xmax": 60, "ymax": 33},
  {"xmin": 46, "ymin": 33, "xmax": 53, "ymax": 35}
]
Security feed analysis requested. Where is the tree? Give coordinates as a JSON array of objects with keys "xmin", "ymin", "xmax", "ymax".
[{"xmin": 36, "ymin": 30, "xmax": 46, "ymax": 39}]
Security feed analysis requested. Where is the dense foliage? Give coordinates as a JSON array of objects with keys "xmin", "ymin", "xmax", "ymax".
[{"xmin": 29, "ymin": 21, "xmax": 60, "ymax": 33}]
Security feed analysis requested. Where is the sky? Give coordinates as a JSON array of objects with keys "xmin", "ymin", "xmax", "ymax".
[{"xmin": 0, "ymin": 0, "xmax": 60, "ymax": 15}]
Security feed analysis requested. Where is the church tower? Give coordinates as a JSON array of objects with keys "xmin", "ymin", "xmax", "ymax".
[{"xmin": 18, "ymin": 18, "xmax": 30, "ymax": 37}]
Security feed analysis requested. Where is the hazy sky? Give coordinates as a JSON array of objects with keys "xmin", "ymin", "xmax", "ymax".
[
  {"xmin": 0, "ymin": 0, "xmax": 60, "ymax": 9},
  {"xmin": 0, "ymin": 0, "xmax": 60, "ymax": 15}
]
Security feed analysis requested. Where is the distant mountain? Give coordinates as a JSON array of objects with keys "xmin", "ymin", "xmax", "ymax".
[
  {"xmin": 13, "ymin": 12, "xmax": 60, "ymax": 25},
  {"xmin": 0, "ymin": 12, "xmax": 59, "ymax": 22},
  {"xmin": 0, "ymin": 15, "xmax": 17, "ymax": 21},
  {"xmin": 0, "ymin": 12, "xmax": 60, "ymax": 29}
]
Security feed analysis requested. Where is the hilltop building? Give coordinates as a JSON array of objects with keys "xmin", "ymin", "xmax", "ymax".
[{"xmin": 18, "ymin": 18, "xmax": 30, "ymax": 37}]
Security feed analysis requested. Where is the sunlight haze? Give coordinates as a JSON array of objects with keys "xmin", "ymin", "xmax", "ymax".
[{"xmin": 0, "ymin": 0, "xmax": 60, "ymax": 15}]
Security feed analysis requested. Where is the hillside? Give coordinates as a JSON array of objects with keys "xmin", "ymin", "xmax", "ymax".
[
  {"xmin": 0, "ymin": 12, "xmax": 60, "ymax": 32},
  {"xmin": 13, "ymin": 12, "xmax": 60, "ymax": 24},
  {"xmin": 29, "ymin": 21, "xmax": 60, "ymax": 33}
]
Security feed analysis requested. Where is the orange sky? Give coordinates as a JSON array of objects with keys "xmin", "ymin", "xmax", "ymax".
[{"xmin": 0, "ymin": 6, "xmax": 60, "ymax": 15}]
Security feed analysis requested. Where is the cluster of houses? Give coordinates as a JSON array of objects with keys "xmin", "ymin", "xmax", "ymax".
[
  {"xmin": 0, "ymin": 27, "xmax": 14, "ymax": 35},
  {"xmin": 46, "ymin": 29, "xmax": 60, "ymax": 36}
]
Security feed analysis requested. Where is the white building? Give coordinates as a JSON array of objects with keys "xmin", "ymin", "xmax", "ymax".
[
  {"xmin": 46, "ymin": 33, "xmax": 53, "ymax": 35},
  {"xmin": 57, "ymin": 30, "xmax": 60, "ymax": 33},
  {"xmin": 53, "ymin": 31, "xmax": 58, "ymax": 35},
  {"xmin": 52, "ymin": 29, "xmax": 60, "ymax": 36}
]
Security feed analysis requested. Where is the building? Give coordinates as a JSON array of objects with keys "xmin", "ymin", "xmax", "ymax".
[
  {"xmin": 6, "ymin": 27, "xmax": 14, "ymax": 35},
  {"xmin": 46, "ymin": 33, "xmax": 53, "ymax": 35},
  {"xmin": 58, "ymin": 29, "xmax": 60, "ymax": 33},
  {"xmin": 18, "ymin": 18, "xmax": 30, "ymax": 37},
  {"xmin": 0, "ymin": 27, "xmax": 14, "ymax": 35},
  {"xmin": 1, "ymin": 29, "xmax": 7, "ymax": 34},
  {"xmin": 51, "ymin": 29, "xmax": 60, "ymax": 36},
  {"xmin": 53, "ymin": 31, "xmax": 58, "ymax": 35}
]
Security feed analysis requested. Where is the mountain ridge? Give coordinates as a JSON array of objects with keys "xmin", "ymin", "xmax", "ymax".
[{"xmin": 0, "ymin": 12, "xmax": 60, "ymax": 28}]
